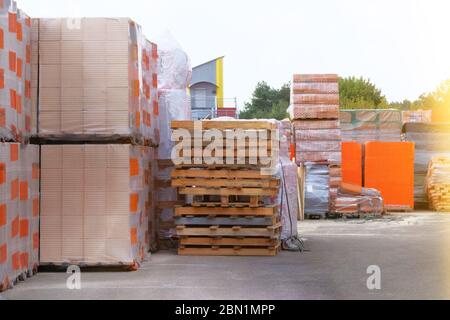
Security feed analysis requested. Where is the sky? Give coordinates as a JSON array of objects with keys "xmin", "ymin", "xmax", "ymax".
[{"xmin": 19, "ymin": 0, "xmax": 450, "ymax": 109}]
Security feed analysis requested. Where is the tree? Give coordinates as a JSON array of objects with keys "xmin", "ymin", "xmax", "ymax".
[
  {"xmin": 240, "ymin": 82, "xmax": 290, "ymax": 120},
  {"xmin": 339, "ymin": 77, "xmax": 388, "ymax": 109}
]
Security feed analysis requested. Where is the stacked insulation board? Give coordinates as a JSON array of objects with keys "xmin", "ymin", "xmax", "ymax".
[
  {"xmin": 1, "ymin": 143, "xmax": 39, "ymax": 292},
  {"xmin": 40, "ymin": 145, "xmax": 152, "ymax": 267},
  {"xmin": 35, "ymin": 18, "xmax": 159, "ymax": 268},
  {"xmin": 402, "ymin": 110, "xmax": 432, "ymax": 124},
  {"xmin": 404, "ymin": 123, "xmax": 450, "ymax": 207},
  {"xmin": 290, "ymin": 74, "xmax": 342, "ymax": 217},
  {"xmin": 171, "ymin": 120, "xmax": 281, "ymax": 256},
  {"xmin": 340, "ymin": 109, "xmax": 402, "ymax": 143},
  {"xmin": 0, "ymin": 1, "xmax": 33, "ymax": 142},
  {"xmin": 34, "ymin": 18, "xmax": 159, "ymax": 145},
  {"xmin": 425, "ymin": 157, "xmax": 450, "ymax": 212},
  {"xmin": 364, "ymin": 142, "xmax": 414, "ymax": 211}
]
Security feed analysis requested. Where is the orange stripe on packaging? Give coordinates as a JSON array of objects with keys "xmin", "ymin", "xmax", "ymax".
[
  {"xmin": 0, "ymin": 28, "xmax": 3, "ymax": 49},
  {"xmin": 0, "ymin": 109, "xmax": 5, "ymax": 127},
  {"xmin": 130, "ymin": 193, "xmax": 139, "ymax": 212},
  {"xmin": 16, "ymin": 22, "xmax": 23, "ymax": 41},
  {"xmin": 20, "ymin": 181, "xmax": 28, "ymax": 200},
  {"xmin": 32, "ymin": 163, "xmax": 39, "ymax": 179},
  {"xmin": 130, "ymin": 228, "xmax": 138, "ymax": 245},
  {"xmin": 130, "ymin": 158, "xmax": 139, "ymax": 176},
  {"xmin": 33, "ymin": 232, "xmax": 39, "ymax": 250},
  {"xmin": 10, "ymin": 144, "xmax": 19, "ymax": 162},
  {"xmin": 8, "ymin": 12, "xmax": 17, "ymax": 33},
  {"xmin": 9, "ymin": 51, "xmax": 16, "ymax": 72},
  {"xmin": 11, "ymin": 178, "xmax": 19, "ymax": 200},
  {"xmin": 12, "ymin": 252, "xmax": 20, "ymax": 270},
  {"xmin": 0, "ymin": 69, "xmax": 4, "ymax": 88},
  {"xmin": 17, "ymin": 58, "xmax": 22, "ymax": 78},
  {"xmin": 11, "ymin": 216, "xmax": 19, "ymax": 238},
  {"xmin": 20, "ymin": 252, "xmax": 29, "ymax": 269},
  {"xmin": 0, "ymin": 204, "xmax": 6, "ymax": 227},
  {"xmin": 0, "ymin": 163, "xmax": 5, "ymax": 184},
  {"xmin": 33, "ymin": 198, "xmax": 39, "ymax": 217},
  {"xmin": 0, "ymin": 244, "xmax": 7, "ymax": 265},
  {"xmin": 20, "ymin": 219, "xmax": 29, "ymax": 238}
]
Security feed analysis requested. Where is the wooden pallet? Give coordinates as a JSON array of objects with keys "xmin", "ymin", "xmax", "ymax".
[
  {"xmin": 176, "ymin": 223, "xmax": 282, "ymax": 238},
  {"xmin": 175, "ymin": 216, "xmax": 278, "ymax": 227},
  {"xmin": 179, "ymin": 236, "xmax": 280, "ymax": 247},
  {"xmin": 384, "ymin": 205, "xmax": 413, "ymax": 213},
  {"xmin": 175, "ymin": 206, "xmax": 278, "ymax": 217},
  {"xmin": 172, "ymin": 178, "xmax": 279, "ymax": 189},
  {"xmin": 191, "ymin": 195, "xmax": 263, "ymax": 208},
  {"xmin": 172, "ymin": 169, "xmax": 275, "ymax": 179},
  {"xmin": 179, "ymin": 187, "xmax": 278, "ymax": 197},
  {"xmin": 178, "ymin": 245, "xmax": 281, "ymax": 257}
]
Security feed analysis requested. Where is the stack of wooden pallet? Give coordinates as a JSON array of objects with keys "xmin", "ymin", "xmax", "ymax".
[
  {"xmin": 426, "ymin": 157, "xmax": 450, "ymax": 212},
  {"xmin": 171, "ymin": 120, "xmax": 282, "ymax": 256}
]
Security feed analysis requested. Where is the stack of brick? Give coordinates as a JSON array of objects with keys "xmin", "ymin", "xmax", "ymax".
[
  {"xmin": 402, "ymin": 110, "xmax": 432, "ymax": 124},
  {"xmin": 35, "ymin": 18, "xmax": 158, "ymax": 268},
  {"xmin": 0, "ymin": 1, "xmax": 33, "ymax": 142},
  {"xmin": 1, "ymin": 1, "xmax": 39, "ymax": 293},
  {"xmin": 290, "ymin": 74, "xmax": 342, "ymax": 217}
]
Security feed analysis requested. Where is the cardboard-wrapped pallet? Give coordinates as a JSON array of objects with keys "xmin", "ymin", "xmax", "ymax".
[
  {"xmin": 40, "ymin": 144, "xmax": 153, "ymax": 268},
  {"xmin": 0, "ymin": 1, "xmax": 34, "ymax": 142},
  {"xmin": 1, "ymin": 143, "xmax": 39, "ymax": 292},
  {"xmin": 34, "ymin": 18, "xmax": 159, "ymax": 144}
]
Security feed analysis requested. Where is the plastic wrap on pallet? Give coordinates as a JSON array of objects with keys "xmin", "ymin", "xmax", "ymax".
[
  {"xmin": 304, "ymin": 164, "xmax": 329, "ymax": 216},
  {"xmin": 404, "ymin": 123, "xmax": 450, "ymax": 205},
  {"xmin": 336, "ymin": 183, "xmax": 384, "ymax": 215},
  {"xmin": 296, "ymin": 141, "xmax": 341, "ymax": 153},
  {"xmin": 1, "ymin": 143, "xmax": 39, "ymax": 292},
  {"xmin": 402, "ymin": 110, "xmax": 432, "ymax": 124},
  {"xmin": 279, "ymin": 120, "xmax": 292, "ymax": 158},
  {"xmin": 158, "ymin": 89, "xmax": 191, "ymax": 159},
  {"xmin": 35, "ymin": 18, "xmax": 158, "ymax": 144},
  {"xmin": 340, "ymin": 109, "xmax": 402, "ymax": 143},
  {"xmin": 39, "ymin": 145, "xmax": 151, "ymax": 267},
  {"xmin": 296, "ymin": 151, "xmax": 342, "ymax": 165},
  {"xmin": 293, "ymin": 74, "xmax": 339, "ymax": 83},
  {"xmin": 289, "ymin": 104, "xmax": 340, "ymax": 120},
  {"xmin": 295, "ymin": 129, "xmax": 341, "ymax": 141},
  {"xmin": 293, "ymin": 120, "xmax": 340, "ymax": 130},
  {"xmin": 291, "ymin": 82, "xmax": 339, "ymax": 94},
  {"xmin": 0, "ymin": 2, "xmax": 34, "ymax": 142}
]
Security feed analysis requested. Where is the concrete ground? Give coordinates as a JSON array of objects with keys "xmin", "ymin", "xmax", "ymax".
[{"xmin": 2, "ymin": 212, "xmax": 450, "ymax": 300}]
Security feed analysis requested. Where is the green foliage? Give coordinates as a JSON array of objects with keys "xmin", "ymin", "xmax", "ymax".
[
  {"xmin": 240, "ymin": 82, "xmax": 290, "ymax": 120},
  {"xmin": 413, "ymin": 79, "xmax": 450, "ymax": 111},
  {"xmin": 339, "ymin": 77, "xmax": 388, "ymax": 109}
]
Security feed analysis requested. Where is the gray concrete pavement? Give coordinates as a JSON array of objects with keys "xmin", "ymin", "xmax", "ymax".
[{"xmin": 2, "ymin": 212, "xmax": 450, "ymax": 300}]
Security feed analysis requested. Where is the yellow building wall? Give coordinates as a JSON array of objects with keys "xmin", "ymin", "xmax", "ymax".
[{"xmin": 216, "ymin": 57, "xmax": 224, "ymax": 108}]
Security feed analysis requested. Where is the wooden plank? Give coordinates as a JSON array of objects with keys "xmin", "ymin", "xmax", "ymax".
[
  {"xmin": 176, "ymin": 223, "xmax": 282, "ymax": 237},
  {"xmin": 171, "ymin": 120, "xmax": 277, "ymax": 130},
  {"xmin": 175, "ymin": 216, "xmax": 277, "ymax": 227},
  {"xmin": 180, "ymin": 237, "xmax": 279, "ymax": 247},
  {"xmin": 179, "ymin": 187, "xmax": 279, "ymax": 197},
  {"xmin": 175, "ymin": 206, "xmax": 277, "ymax": 217},
  {"xmin": 178, "ymin": 246, "xmax": 280, "ymax": 257},
  {"xmin": 157, "ymin": 201, "xmax": 185, "ymax": 209},
  {"xmin": 172, "ymin": 178, "xmax": 279, "ymax": 188},
  {"xmin": 172, "ymin": 169, "xmax": 272, "ymax": 179}
]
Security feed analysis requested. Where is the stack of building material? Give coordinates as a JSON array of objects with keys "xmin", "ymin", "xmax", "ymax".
[
  {"xmin": 171, "ymin": 120, "xmax": 281, "ymax": 256},
  {"xmin": 364, "ymin": 142, "xmax": 415, "ymax": 212},
  {"xmin": 36, "ymin": 18, "xmax": 157, "ymax": 268},
  {"xmin": 304, "ymin": 163, "xmax": 329, "ymax": 218},
  {"xmin": 1, "ymin": 143, "xmax": 39, "ymax": 292},
  {"xmin": 425, "ymin": 157, "xmax": 450, "ymax": 212},
  {"xmin": 290, "ymin": 74, "xmax": 342, "ymax": 218},
  {"xmin": 340, "ymin": 109, "xmax": 402, "ymax": 143},
  {"xmin": 335, "ymin": 183, "xmax": 384, "ymax": 217},
  {"xmin": 402, "ymin": 110, "xmax": 432, "ymax": 124},
  {"xmin": 404, "ymin": 123, "xmax": 450, "ymax": 207},
  {"xmin": 40, "ymin": 145, "xmax": 152, "ymax": 268},
  {"xmin": 342, "ymin": 141, "xmax": 363, "ymax": 187},
  {"xmin": 154, "ymin": 35, "xmax": 191, "ymax": 249},
  {"xmin": 1, "ymin": 1, "xmax": 39, "ymax": 293},
  {"xmin": 0, "ymin": 2, "xmax": 33, "ymax": 142},
  {"xmin": 34, "ymin": 18, "xmax": 159, "ymax": 145}
]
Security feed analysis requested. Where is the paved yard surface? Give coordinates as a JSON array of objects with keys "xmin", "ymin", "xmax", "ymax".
[{"xmin": 2, "ymin": 212, "xmax": 450, "ymax": 300}]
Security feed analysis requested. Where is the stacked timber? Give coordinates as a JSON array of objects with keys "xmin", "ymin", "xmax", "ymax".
[
  {"xmin": 426, "ymin": 157, "xmax": 450, "ymax": 212},
  {"xmin": 171, "ymin": 120, "xmax": 281, "ymax": 256}
]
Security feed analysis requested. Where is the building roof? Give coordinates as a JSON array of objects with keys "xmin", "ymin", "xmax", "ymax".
[{"xmin": 193, "ymin": 56, "xmax": 225, "ymax": 70}]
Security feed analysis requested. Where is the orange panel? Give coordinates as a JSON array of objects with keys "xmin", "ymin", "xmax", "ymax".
[
  {"xmin": 342, "ymin": 142, "xmax": 363, "ymax": 187},
  {"xmin": 130, "ymin": 193, "xmax": 139, "ymax": 213},
  {"xmin": 0, "ymin": 243, "xmax": 6, "ymax": 265},
  {"xmin": 0, "ymin": 204, "xmax": 6, "ymax": 227},
  {"xmin": 364, "ymin": 142, "xmax": 415, "ymax": 208},
  {"xmin": 0, "ymin": 163, "xmax": 5, "ymax": 184},
  {"xmin": 20, "ymin": 181, "xmax": 28, "ymax": 200},
  {"xmin": 129, "ymin": 158, "xmax": 139, "ymax": 177},
  {"xmin": 130, "ymin": 228, "xmax": 138, "ymax": 245},
  {"xmin": 20, "ymin": 219, "xmax": 29, "ymax": 238},
  {"xmin": 10, "ymin": 144, "xmax": 19, "ymax": 162}
]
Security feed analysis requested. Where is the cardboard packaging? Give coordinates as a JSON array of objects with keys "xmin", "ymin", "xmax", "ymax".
[
  {"xmin": 39, "ymin": 144, "xmax": 153, "ymax": 267},
  {"xmin": 0, "ymin": 143, "xmax": 39, "ymax": 292}
]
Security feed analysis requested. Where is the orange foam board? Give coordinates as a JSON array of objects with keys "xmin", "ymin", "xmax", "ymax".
[{"xmin": 342, "ymin": 142, "xmax": 363, "ymax": 187}]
